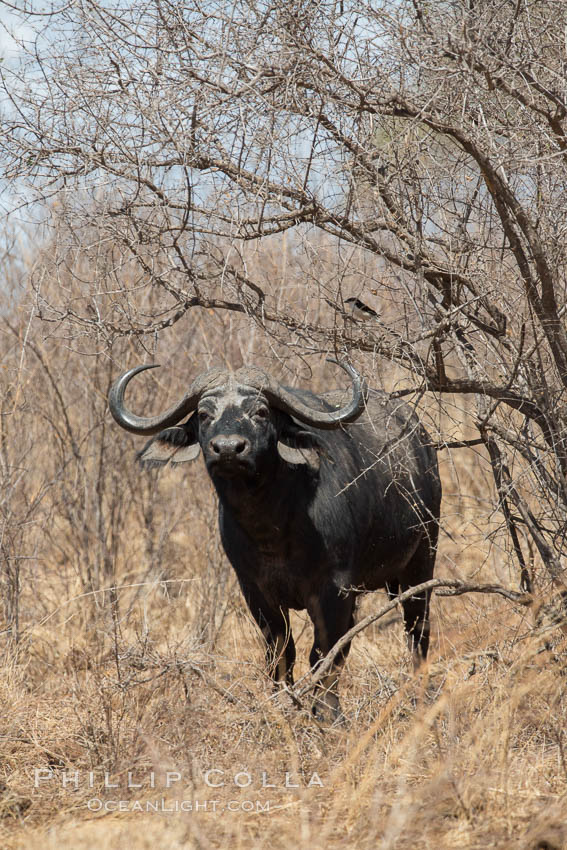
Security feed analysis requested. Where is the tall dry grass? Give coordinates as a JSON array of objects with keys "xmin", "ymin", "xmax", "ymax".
[{"xmin": 0, "ymin": 237, "xmax": 565, "ymax": 849}]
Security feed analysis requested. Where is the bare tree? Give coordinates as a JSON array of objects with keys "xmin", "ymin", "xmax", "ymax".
[{"xmin": 2, "ymin": 0, "xmax": 567, "ymax": 590}]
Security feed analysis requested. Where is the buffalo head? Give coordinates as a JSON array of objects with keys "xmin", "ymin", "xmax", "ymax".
[{"xmin": 108, "ymin": 360, "xmax": 367, "ymax": 480}]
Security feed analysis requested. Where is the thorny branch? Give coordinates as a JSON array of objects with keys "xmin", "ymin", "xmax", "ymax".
[
  {"xmin": 293, "ymin": 578, "xmax": 533, "ymax": 700},
  {"xmin": 2, "ymin": 0, "xmax": 567, "ymax": 587}
]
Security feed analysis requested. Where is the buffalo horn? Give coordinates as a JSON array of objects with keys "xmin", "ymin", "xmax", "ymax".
[
  {"xmin": 108, "ymin": 364, "xmax": 224, "ymax": 435},
  {"xmin": 244, "ymin": 359, "xmax": 367, "ymax": 429}
]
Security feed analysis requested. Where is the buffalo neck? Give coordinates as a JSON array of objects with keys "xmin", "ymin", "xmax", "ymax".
[{"xmin": 211, "ymin": 457, "xmax": 314, "ymax": 540}]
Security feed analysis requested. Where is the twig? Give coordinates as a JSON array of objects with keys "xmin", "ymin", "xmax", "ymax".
[
  {"xmin": 479, "ymin": 428, "xmax": 563, "ymax": 587},
  {"xmin": 293, "ymin": 578, "xmax": 532, "ymax": 699},
  {"xmin": 479, "ymin": 431, "xmax": 532, "ymax": 593}
]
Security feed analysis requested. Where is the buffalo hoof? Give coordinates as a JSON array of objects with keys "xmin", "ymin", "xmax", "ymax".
[{"xmin": 311, "ymin": 693, "xmax": 348, "ymax": 726}]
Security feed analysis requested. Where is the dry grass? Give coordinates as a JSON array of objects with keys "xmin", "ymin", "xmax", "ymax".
[
  {"xmin": 2, "ymin": 567, "xmax": 566, "ymax": 850},
  {"xmin": 0, "ymin": 245, "xmax": 566, "ymax": 849}
]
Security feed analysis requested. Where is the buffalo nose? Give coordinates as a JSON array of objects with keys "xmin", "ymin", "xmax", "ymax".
[{"xmin": 210, "ymin": 434, "xmax": 249, "ymax": 460}]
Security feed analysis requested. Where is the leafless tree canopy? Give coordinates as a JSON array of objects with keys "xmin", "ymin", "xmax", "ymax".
[{"xmin": 2, "ymin": 0, "xmax": 567, "ymax": 587}]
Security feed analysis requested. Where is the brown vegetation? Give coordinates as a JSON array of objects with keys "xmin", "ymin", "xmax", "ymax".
[
  {"xmin": 2, "ymin": 1, "xmax": 567, "ymax": 844},
  {"xmin": 0, "ymin": 241, "xmax": 566, "ymax": 850}
]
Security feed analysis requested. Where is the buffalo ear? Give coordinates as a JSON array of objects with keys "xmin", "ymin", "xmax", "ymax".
[
  {"xmin": 138, "ymin": 421, "xmax": 201, "ymax": 467},
  {"xmin": 277, "ymin": 441, "xmax": 320, "ymax": 471},
  {"xmin": 277, "ymin": 418, "xmax": 322, "ymax": 471}
]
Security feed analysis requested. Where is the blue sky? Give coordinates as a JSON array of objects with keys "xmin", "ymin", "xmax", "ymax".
[{"xmin": 0, "ymin": 4, "xmax": 33, "ymax": 61}]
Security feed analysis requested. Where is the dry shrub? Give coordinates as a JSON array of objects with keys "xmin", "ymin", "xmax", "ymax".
[{"xmin": 0, "ymin": 241, "xmax": 565, "ymax": 849}]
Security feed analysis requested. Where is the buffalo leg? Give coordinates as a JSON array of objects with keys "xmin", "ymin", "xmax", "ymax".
[
  {"xmin": 390, "ymin": 535, "xmax": 437, "ymax": 667},
  {"xmin": 240, "ymin": 583, "xmax": 296, "ymax": 685},
  {"xmin": 307, "ymin": 586, "xmax": 356, "ymax": 720},
  {"xmin": 399, "ymin": 584, "xmax": 431, "ymax": 666}
]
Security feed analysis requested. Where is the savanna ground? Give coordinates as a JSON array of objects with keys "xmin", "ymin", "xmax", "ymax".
[{"xmin": 0, "ymin": 241, "xmax": 565, "ymax": 850}]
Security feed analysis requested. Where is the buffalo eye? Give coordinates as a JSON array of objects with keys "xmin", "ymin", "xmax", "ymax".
[
  {"xmin": 253, "ymin": 406, "xmax": 270, "ymax": 421},
  {"xmin": 198, "ymin": 410, "xmax": 212, "ymax": 425}
]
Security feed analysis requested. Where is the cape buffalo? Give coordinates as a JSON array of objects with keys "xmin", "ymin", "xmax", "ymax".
[{"xmin": 109, "ymin": 360, "xmax": 441, "ymax": 718}]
